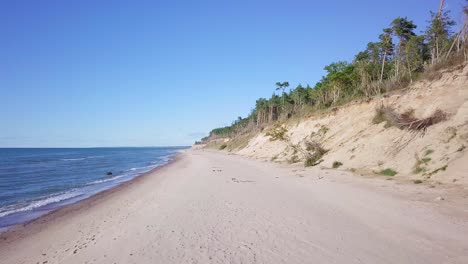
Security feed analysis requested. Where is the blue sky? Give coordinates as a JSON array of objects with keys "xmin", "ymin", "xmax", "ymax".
[{"xmin": 1, "ymin": 0, "xmax": 465, "ymax": 147}]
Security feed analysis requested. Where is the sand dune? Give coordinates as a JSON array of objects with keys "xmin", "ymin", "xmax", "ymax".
[
  {"xmin": 1, "ymin": 150, "xmax": 467, "ymax": 263},
  {"xmin": 234, "ymin": 64, "xmax": 468, "ymax": 185}
]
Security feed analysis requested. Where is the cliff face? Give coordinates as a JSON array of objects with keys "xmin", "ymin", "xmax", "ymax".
[{"xmin": 230, "ymin": 64, "xmax": 468, "ymax": 185}]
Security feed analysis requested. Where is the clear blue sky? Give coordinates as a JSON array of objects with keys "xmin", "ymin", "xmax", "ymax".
[{"xmin": 1, "ymin": 0, "xmax": 465, "ymax": 147}]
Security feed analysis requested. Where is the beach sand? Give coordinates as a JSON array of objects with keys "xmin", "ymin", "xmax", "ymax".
[{"xmin": 1, "ymin": 149, "xmax": 467, "ymax": 263}]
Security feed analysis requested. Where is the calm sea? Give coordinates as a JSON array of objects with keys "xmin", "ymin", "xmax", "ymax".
[{"xmin": 0, "ymin": 147, "xmax": 187, "ymax": 230}]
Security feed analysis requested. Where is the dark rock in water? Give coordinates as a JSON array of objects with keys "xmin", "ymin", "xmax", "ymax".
[{"xmin": 106, "ymin": 171, "xmax": 113, "ymax": 176}]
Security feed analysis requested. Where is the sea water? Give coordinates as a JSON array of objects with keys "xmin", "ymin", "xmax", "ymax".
[{"xmin": 0, "ymin": 147, "xmax": 187, "ymax": 230}]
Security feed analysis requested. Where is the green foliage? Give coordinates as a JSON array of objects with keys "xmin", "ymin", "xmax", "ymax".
[
  {"xmin": 200, "ymin": 8, "xmax": 462, "ymax": 146},
  {"xmin": 332, "ymin": 161, "xmax": 343, "ymax": 168},
  {"xmin": 391, "ymin": 17, "xmax": 417, "ymax": 42},
  {"xmin": 209, "ymin": 116, "xmax": 251, "ymax": 138},
  {"xmin": 405, "ymin": 35, "xmax": 426, "ymax": 77},
  {"xmin": 380, "ymin": 168, "xmax": 398, "ymax": 176},
  {"xmin": 425, "ymin": 10, "xmax": 456, "ymax": 63}
]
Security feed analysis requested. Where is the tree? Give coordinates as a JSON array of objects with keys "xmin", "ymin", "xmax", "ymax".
[
  {"xmin": 379, "ymin": 28, "xmax": 394, "ymax": 82},
  {"xmin": 446, "ymin": 2, "xmax": 468, "ymax": 60},
  {"xmin": 255, "ymin": 98, "xmax": 269, "ymax": 125},
  {"xmin": 391, "ymin": 17, "xmax": 417, "ymax": 78},
  {"xmin": 321, "ymin": 61, "xmax": 357, "ymax": 104},
  {"xmin": 275, "ymin": 81, "xmax": 290, "ymax": 111},
  {"xmin": 405, "ymin": 35, "xmax": 425, "ymax": 82},
  {"xmin": 268, "ymin": 94, "xmax": 281, "ymax": 122},
  {"xmin": 425, "ymin": 10, "xmax": 455, "ymax": 64},
  {"xmin": 353, "ymin": 45, "xmax": 381, "ymax": 96}
]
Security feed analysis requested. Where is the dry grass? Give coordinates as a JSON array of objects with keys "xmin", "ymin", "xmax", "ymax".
[
  {"xmin": 413, "ymin": 153, "xmax": 431, "ymax": 174},
  {"xmin": 227, "ymin": 133, "xmax": 254, "ymax": 150},
  {"xmin": 288, "ymin": 155, "xmax": 300, "ymax": 164},
  {"xmin": 373, "ymin": 106, "xmax": 447, "ymax": 134},
  {"xmin": 425, "ymin": 54, "xmax": 466, "ymax": 75},
  {"xmin": 304, "ymin": 140, "xmax": 327, "ymax": 167},
  {"xmin": 265, "ymin": 124, "xmax": 288, "ymax": 141}
]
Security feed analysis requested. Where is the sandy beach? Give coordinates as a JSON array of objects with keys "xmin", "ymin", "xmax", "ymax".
[{"xmin": 1, "ymin": 149, "xmax": 468, "ymax": 264}]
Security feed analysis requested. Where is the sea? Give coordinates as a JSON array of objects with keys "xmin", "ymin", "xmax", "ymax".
[{"xmin": 0, "ymin": 147, "xmax": 187, "ymax": 230}]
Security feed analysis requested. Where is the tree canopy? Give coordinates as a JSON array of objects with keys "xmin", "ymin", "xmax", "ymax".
[{"xmin": 204, "ymin": 2, "xmax": 467, "ymax": 141}]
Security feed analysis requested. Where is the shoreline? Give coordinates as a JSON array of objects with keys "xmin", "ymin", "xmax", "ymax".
[
  {"xmin": 0, "ymin": 151, "xmax": 184, "ymax": 240},
  {"xmin": 1, "ymin": 149, "xmax": 467, "ymax": 263}
]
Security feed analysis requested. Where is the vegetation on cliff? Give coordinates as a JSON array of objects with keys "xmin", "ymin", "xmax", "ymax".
[{"xmin": 201, "ymin": 1, "xmax": 468, "ymax": 143}]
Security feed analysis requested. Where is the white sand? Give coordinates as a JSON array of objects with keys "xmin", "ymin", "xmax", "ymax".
[{"xmin": 1, "ymin": 150, "xmax": 467, "ymax": 263}]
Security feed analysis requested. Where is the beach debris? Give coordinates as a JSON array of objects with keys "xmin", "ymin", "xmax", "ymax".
[
  {"xmin": 434, "ymin": 196, "xmax": 445, "ymax": 201},
  {"xmin": 231, "ymin": 177, "xmax": 255, "ymax": 183},
  {"xmin": 106, "ymin": 171, "xmax": 113, "ymax": 176}
]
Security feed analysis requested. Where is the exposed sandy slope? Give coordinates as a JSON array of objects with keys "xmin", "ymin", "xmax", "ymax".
[
  {"xmin": 238, "ymin": 64, "xmax": 468, "ymax": 185},
  {"xmin": 1, "ymin": 150, "xmax": 467, "ymax": 263}
]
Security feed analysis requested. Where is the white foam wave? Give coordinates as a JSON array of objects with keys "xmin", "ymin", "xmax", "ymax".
[
  {"xmin": 86, "ymin": 175, "xmax": 127, "ymax": 185},
  {"xmin": 0, "ymin": 191, "xmax": 83, "ymax": 218},
  {"xmin": 61, "ymin": 156, "xmax": 103, "ymax": 162},
  {"xmin": 126, "ymin": 165, "xmax": 157, "ymax": 172}
]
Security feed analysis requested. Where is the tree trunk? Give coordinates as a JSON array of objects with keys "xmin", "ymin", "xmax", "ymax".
[
  {"xmin": 407, "ymin": 57, "xmax": 413, "ymax": 83},
  {"xmin": 446, "ymin": 21, "xmax": 468, "ymax": 60},
  {"xmin": 380, "ymin": 50, "xmax": 387, "ymax": 82},
  {"xmin": 438, "ymin": 0, "xmax": 445, "ymax": 17}
]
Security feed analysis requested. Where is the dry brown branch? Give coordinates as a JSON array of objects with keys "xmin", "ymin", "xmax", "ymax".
[{"xmin": 374, "ymin": 106, "xmax": 447, "ymax": 134}]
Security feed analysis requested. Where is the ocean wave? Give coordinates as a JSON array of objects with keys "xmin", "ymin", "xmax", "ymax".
[
  {"xmin": 0, "ymin": 190, "xmax": 83, "ymax": 218},
  {"xmin": 86, "ymin": 155, "xmax": 104, "ymax": 159},
  {"xmin": 126, "ymin": 165, "xmax": 157, "ymax": 172},
  {"xmin": 86, "ymin": 174, "xmax": 127, "ymax": 185},
  {"xmin": 149, "ymin": 156, "xmax": 172, "ymax": 165},
  {"xmin": 61, "ymin": 156, "xmax": 103, "ymax": 162},
  {"xmin": 60, "ymin": 158, "xmax": 86, "ymax": 161}
]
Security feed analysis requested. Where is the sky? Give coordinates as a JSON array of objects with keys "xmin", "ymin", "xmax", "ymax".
[{"xmin": 1, "ymin": 0, "xmax": 466, "ymax": 147}]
